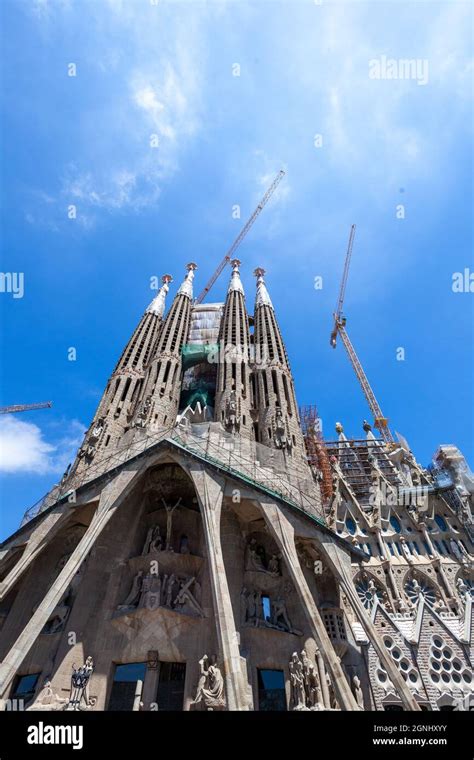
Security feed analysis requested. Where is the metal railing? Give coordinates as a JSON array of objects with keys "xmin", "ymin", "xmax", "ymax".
[{"xmin": 20, "ymin": 423, "xmax": 324, "ymax": 527}]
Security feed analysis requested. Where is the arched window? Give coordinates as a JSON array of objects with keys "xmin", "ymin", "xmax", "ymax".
[
  {"xmin": 390, "ymin": 516, "xmax": 402, "ymax": 533},
  {"xmin": 346, "ymin": 516, "xmax": 357, "ymax": 535},
  {"xmin": 434, "ymin": 515, "xmax": 448, "ymax": 532}
]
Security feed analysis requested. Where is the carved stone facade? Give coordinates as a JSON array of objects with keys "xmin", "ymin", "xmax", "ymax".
[{"xmin": 0, "ymin": 266, "xmax": 472, "ymax": 712}]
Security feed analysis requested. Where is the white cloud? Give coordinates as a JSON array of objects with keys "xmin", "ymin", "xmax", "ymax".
[
  {"xmin": 28, "ymin": 1, "xmax": 206, "ymax": 226},
  {"xmin": 0, "ymin": 416, "xmax": 85, "ymax": 475}
]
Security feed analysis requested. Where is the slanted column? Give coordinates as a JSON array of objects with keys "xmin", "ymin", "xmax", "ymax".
[
  {"xmin": 317, "ymin": 534, "xmax": 421, "ymax": 711},
  {"xmin": 187, "ymin": 465, "xmax": 248, "ymax": 711},
  {"xmin": 0, "ymin": 465, "xmax": 144, "ymax": 702},
  {"xmin": 256, "ymin": 497, "xmax": 359, "ymax": 710},
  {"xmin": 0, "ymin": 505, "xmax": 76, "ymax": 602}
]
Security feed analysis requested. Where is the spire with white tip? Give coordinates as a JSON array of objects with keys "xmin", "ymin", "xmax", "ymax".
[
  {"xmin": 228, "ymin": 258, "xmax": 244, "ymax": 295},
  {"xmin": 146, "ymin": 274, "xmax": 173, "ymax": 317},
  {"xmin": 254, "ymin": 267, "xmax": 274, "ymax": 309},
  {"xmin": 178, "ymin": 262, "xmax": 197, "ymax": 299}
]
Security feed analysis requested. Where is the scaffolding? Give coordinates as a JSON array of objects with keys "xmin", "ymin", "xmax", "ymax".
[
  {"xmin": 323, "ymin": 438, "xmax": 402, "ymax": 510},
  {"xmin": 19, "ymin": 423, "xmax": 324, "ymax": 529},
  {"xmin": 300, "ymin": 405, "xmax": 333, "ymax": 505}
]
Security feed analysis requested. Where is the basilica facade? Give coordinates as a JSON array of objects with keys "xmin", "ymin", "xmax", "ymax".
[{"xmin": 0, "ymin": 261, "xmax": 472, "ymax": 712}]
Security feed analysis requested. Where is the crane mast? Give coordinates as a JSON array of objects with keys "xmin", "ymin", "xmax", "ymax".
[
  {"xmin": 196, "ymin": 170, "xmax": 285, "ymax": 303},
  {"xmin": 0, "ymin": 401, "xmax": 52, "ymax": 414},
  {"xmin": 330, "ymin": 225, "xmax": 394, "ymax": 444}
]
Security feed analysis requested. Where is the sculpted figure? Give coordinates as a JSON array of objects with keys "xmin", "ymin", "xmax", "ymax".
[
  {"xmin": 118, "ymin": 570, "xmax": 143, "ymax": 609},
  {"xmin": 174, "ymin": 577, "xmax": 204, "ymax": 617},
  {"xmin": 353, "ymin": 675, "xmax": 364, "ymax": 709},
  {"xmin": 27, "ymin": 679, "xmax": 67, "ymax": 711},
  {"xmin": 193, "ymin": 655, "xmax": 225, "ymax": 710},
  {"xmin": 267, "ymin": 554, "xmax": 281, "ymax": 576},
  {"xmin": 289, "ymin": 652, "xmax": 306, "ymax": 709},
  {"xmin": 165, "ymin": 574, "xmax": 176, "ymax": 607},
  {"xmin": 67, "ymin": 656, "xmax": 95, "ymax": 711},
  {"xmin": 271, "ymin": 596, "xmax": 292, "ymax": 631}
]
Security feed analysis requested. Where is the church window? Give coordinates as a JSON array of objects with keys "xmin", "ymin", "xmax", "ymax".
[
  {"xmin": 262, "ymin": 373, "xmax": 269, "ymax": 406},
  {"xmin": 282, "ymin": 374, "xmax": 292, "ymax": 414},
  {"xmin": 262, "ymin": 596, "xmax": 271, "ymax": 621},
  {"xmin": 257, "ymin": 669, "xmax": 286, "ymax": 712},
  {"xmin": 156, "ymin": 662, "xmax": 186, "ymax": 711},
  {"xmin": 442, "ymin": 540, "xmax": 451, "ymax": 555},
  {"xmin": 108, "ymin": 662, "xmax": 147, "ymax": 711},
  {"xmin": 434, "ymin": 515, "xmax": 448, "ymax": 532},
  {"xmin": 271, "ymin": 369, "xmax": 278, "ymax": 395},
  {"xmin": 390, "ymin": 516, "xmax": 401, "ymax": 533},
  {"xmin": 120, "ymin": 377, "xmax": 131, "ymax": 402},
  {"xmin": 345, "ymin": 517, "xmax": 356, "ymax": 535},
  {"xmin": 162, "ymin": 361, "xmax": 171, "ymax": 384},
  {"xmin": 11, "ymin": 673, "xmax": 40, "ymax": 707},
  {"xmin": 433, "ymin": 540, "xmax": 444, "ymax": 555}
]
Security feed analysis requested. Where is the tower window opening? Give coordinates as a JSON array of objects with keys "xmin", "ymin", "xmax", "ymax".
[
  {"xmin": 262, "ymin": 373, "xmax": 269, "ymax": 406},
  {"xmin": 162, "ymin": 361, "xmax": 171, "ymax": 384},
  {"xmin": 271, "ymin": 369, "xmax": 278, "ymax": 395},
  {"xmin": 282, "ymin": 374, "xmax": 292, "ymax": 413},
  {"xmin": 105, "ymin": 435, "xmax": 110, "ymax": 447}
]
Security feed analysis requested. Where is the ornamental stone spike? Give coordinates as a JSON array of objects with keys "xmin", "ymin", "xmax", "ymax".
[
  {"xmin": 178, "ymin": 262, "xmax": 198, "ymax": 299},
  {"xmin": 146, "ymin": 274, "xmax": 173, "ymax": 318},
  {"xmin": 228, "ymin": 258, "xmax": 244, "ymax": 295},
  {"xmin": 254, "ymin": 266, "xmax": 274, "ymax": 309}
]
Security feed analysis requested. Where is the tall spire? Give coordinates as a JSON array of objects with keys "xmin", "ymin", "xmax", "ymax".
[
  {"xmin": 228, "ymin": 258, "xmax": 244, "ymax": 295},
  {"xmin": 214, "ymin": 259, "xmax": 252, "ymax": 437},
  {"xmin": 131, "ymin": 262, "xmax": 197, "ymax": 432},
  {"xmin": 252, "ymin": 267, "xmax": 307, "ymax": 465},
  {"xmin": 254, "ymin": 267, "xmax": 273, "ymax": 309},
  {"xmin": 70, "ymin": 276, "xmax": 172, "ymax": 475},
  {"xmin": 146, "ymin": 274, "xmax": 172, "ymax": 317},
  {"xmin": 178, "ymin": 262, "xmax": 197, "ymax": 299}
]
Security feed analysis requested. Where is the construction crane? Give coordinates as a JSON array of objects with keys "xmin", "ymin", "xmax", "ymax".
[
  {"xmin": 330, "ymin": 225, "xmax": 395, "ymax": 444},
  {"xmin": 0, "ymin": 402, "xmax": 52, "ymax": 414},
  {"xmin": 196, "ymin": 169, "xmax": 285, "ymax": 303}
]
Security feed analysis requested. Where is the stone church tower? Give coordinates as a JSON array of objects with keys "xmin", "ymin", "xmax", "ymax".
[{"xmin": 0, "ymin": 262, "xmax": 472, "ymax": 712}]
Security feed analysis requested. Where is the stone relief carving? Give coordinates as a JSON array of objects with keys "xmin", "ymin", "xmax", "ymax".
[
  {"xmin": 352, "ymin": 675, "xmax": 364, "ymax": 709},
  {"xmin": 78, "ymin": 417, "xmax": 105, "ymax": 461},
  {"xmin": 133, "ymin": 395, "xmax": 152, "ymax": 428},
  {"xmin": 245, "ymin": 538, "xmax": 281, "ymax": 575},
  {"xmin": 192, "ymin": 655, "xmax": 225, "ymax": 710},
  {"xmin": 66, "ymin": 656, "xmax": 96, "ymax": 711},
  {"xmin": 142, "ymin": 525, "xmax": 163, "ymax": 555},
  {"xmin": 224, "ymin": 390, "xmax": 240, "ymax": 434},
  {"xmin": 289, "ymin": 651, "xmax": 325, "ymax": 711},
  {"xmin": 273, "ymin": 408, "xmax": 292, "ymax": 452},
  {"xmin": 118, "ymin": 569, "xmax": 204, "ymax": 617},
  {"xmin": 39, "ymin": 565, "xmax": 85, "ymax": 635},
  {"xmin": 240, "ymin": 587, "xmax": 301, "ymax": 635},
  {"xmin": 456, "ymin": 576, "xmax": 471, "ymax": 606},
  {"xmin": 27, "ymin": 679, "xmax": 68, "ymax": 711}
]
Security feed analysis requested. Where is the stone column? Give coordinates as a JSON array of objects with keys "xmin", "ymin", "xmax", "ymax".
[
  {"xmin": 317, "ymin": 534, "xmax": 421, "ymax": 711},
  {"xmin": 256, "ymin": 497, "xmax": 359, "ymax": 710},
  {"xmin": 187, "ymin": 464, "xmax": 248, "ymax": 711},
  {"xmin": 315, "ymin": 647, "xmax": 331, "ymax": 708},
  {"xmin": 0, "ymin": 465, "xmax": 144, "ymax": 701}
]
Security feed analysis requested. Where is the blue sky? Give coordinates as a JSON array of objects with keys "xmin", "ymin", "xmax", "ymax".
[{"xmin": 0, "ymin": 0, "xmax": 473, "ymax": 540}]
